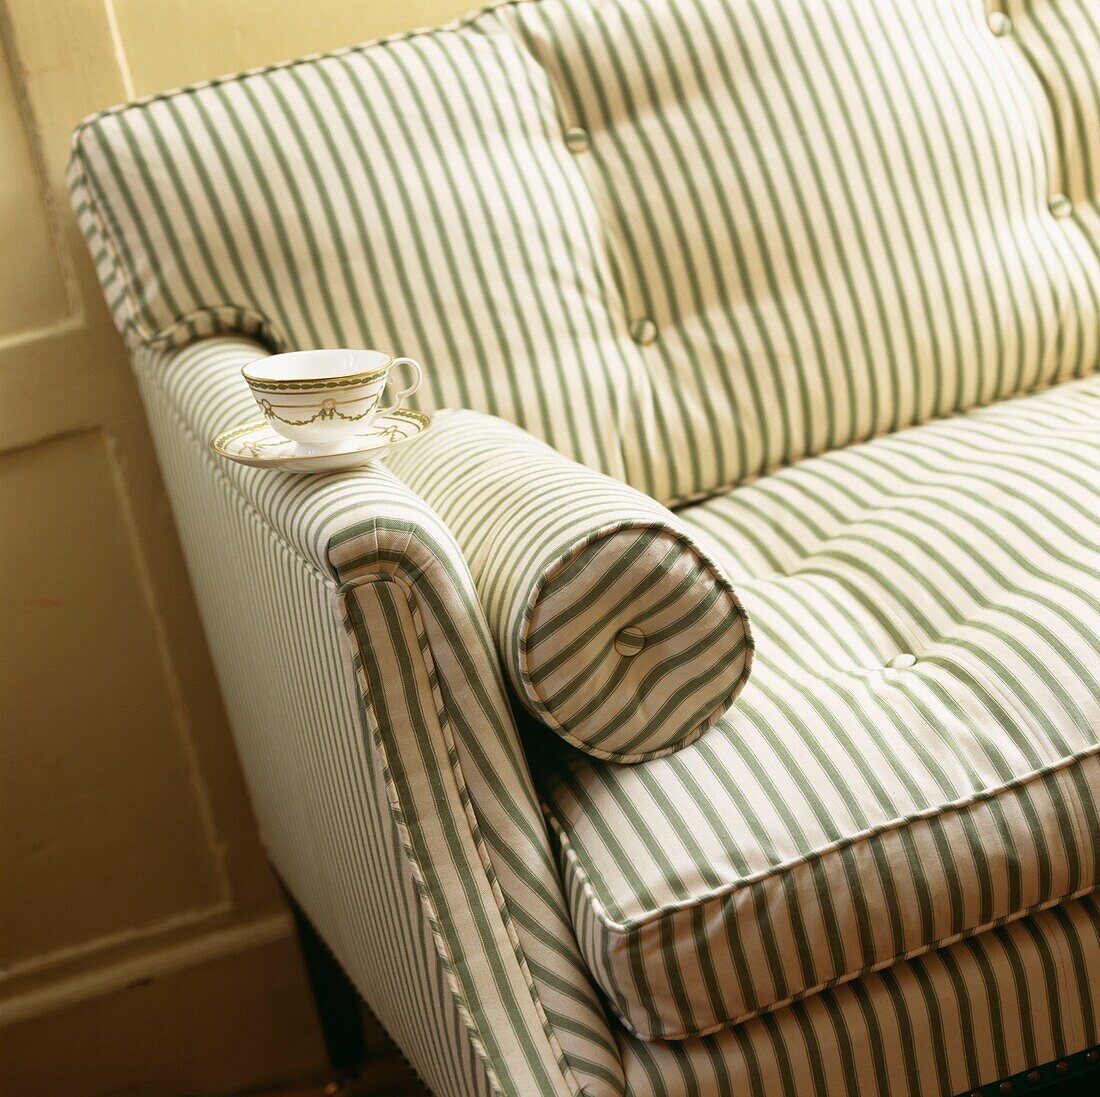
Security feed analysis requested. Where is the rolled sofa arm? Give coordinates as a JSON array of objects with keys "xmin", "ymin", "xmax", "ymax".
[
  {"xmin": 385, "ymin": 411, "xmax": 754, "ymax": 763},
  {"xmin": 131, "ymin": 337, "xmax": 624, "ymax": 1097}
]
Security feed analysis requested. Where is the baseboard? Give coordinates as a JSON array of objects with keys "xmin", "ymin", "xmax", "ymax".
[{"xmin": 0, "ymin": 921, "xmax": 327, "ymax": 1097}]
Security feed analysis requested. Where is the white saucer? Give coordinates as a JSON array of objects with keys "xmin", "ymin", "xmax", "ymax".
[{"xmin": 211, "ymin": 409, "xmax": 431, "ymax": 473}]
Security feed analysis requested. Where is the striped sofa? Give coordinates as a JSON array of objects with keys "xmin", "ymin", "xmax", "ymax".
[{"xmin": 69, "ymin": 1, "xmax": 1100, "ymax": 1095}]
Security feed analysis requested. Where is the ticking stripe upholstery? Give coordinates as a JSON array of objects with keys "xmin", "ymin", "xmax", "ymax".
[
  {"xmin": 504, "ymin": 0, "xmax": 1100, "ymax": 504},
  {"xmin": 130, "ymin": 337, "xmax": 1100, "ymax": 1097},
  {"xmin": 69, "ymin": 0, "xmax": 1100, "ymax": 1092},
  {"xmin": 540, "ymin": 373, "xmax": 1100, "ymax": 1041},
  {"xmin": 69, "ymin": 0, "xmax": 1100, "ymax": 504},
  {"xmin": 619, "ymin": 892, "xmax": 1100, "ymax": 1097},
  {"xmin": 69, "ymin": 10, "xmax": 639, "ymax": 488},
  {"xmin": 125, "ymin": 337, "xmax": 1100, "ymax": 1097},
  {"xmin": 385, "ymin": 412, "xmax": 752, "ymax": 762},
  {"xmin": 135, "ymin": 336, "xmax": 624, "ymax": 1097}
]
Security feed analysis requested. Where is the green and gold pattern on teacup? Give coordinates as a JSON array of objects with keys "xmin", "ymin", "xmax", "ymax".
[
  {"xmin": 258, "ymin": 395, "xmax": 376, "ymax": 427},
  {"xmin": 239, "ymin": 351, "xmax": 421, "ymax": 455}
]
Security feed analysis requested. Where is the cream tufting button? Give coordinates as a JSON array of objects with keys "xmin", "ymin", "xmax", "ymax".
[
  {"xmin": 1049, "ymin": 193, "xmax": 1073, "ymax": 219},
  {"xmin": 987, "ymin": 11, "xmax": 1012, "ymax": 36},
  {"xmin": 630, "ymin": 317, "xmax": 658, "ymax": 345},
  {"xmin": 564, "ymin": 126, "xmax": 590, "ymax": 154},
  {"xmin": 614, "ymin": 626, "xmax": 646, "ymax": 657},
  {"xmin": 889, "ymin": 653, "xmax": 917, "ymax": 670}
]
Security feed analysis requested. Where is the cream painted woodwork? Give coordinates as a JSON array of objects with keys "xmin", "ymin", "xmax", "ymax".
[{"xmin": 0, "ymin": 2, "xmax": 470, "ymax": 1094}]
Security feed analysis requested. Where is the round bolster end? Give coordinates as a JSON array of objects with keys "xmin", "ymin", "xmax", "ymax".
[{"xmin": 515, "ymin": 523, "xmax": 752, "ymax": 763}]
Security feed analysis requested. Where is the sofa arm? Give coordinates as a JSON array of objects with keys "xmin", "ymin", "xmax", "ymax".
[
  {"xmin": 385, "ymin": 411, "xmax": 754, "ymax": 763},
  {"xmin": 133, "ymin": 336, "xmax": 624, "ymax": 1097}
]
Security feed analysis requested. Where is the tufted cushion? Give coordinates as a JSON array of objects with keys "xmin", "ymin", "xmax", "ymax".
[
  {"xmin": 70, "ymin": 0, "xmax": 1100, "ymax": 504},
  {"xmin": 539, "ymin": 374, "xmax": 1100, "ymax": 1039},
  {"xmin": 386, "ymin": 411, "xmax": 753, "ymax": 762}
]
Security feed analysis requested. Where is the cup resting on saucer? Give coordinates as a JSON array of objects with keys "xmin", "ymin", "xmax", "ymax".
[
  {"xmin": 241, "ymin": 348, "xmax": 422, "ymax": 456},
  {"xmin": 293, "ymin": 435, "xmax": 364, "ymax": 457}
]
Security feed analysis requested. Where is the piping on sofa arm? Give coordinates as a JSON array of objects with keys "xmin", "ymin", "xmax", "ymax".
[{"xmin": 134, "ymin": 335, "xmax": 626, "ymax": 1097}]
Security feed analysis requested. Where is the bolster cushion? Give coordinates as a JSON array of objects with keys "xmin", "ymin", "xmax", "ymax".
[{"xmin": 386, "ymin": 410, "xmax": 753, "ymax": 763}]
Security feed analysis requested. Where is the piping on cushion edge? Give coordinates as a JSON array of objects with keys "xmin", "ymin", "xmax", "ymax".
[{"xmin": 64, "ymin": 0, "xmax": 555, "ymax": 355}]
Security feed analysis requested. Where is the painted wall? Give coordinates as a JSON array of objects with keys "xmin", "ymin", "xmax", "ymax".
[{"xmin": 0, "ymin": 2, "xmax": 470, "ymax": 1094}]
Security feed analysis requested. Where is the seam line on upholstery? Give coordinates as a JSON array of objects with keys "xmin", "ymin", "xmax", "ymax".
[
  {"xmin": 66, "ymin": 0, "xmax": 550, "ymax": 350},
  {"xmin": 341, "ymin": 571, "xmax": 585, "ymax": 1096},
  {"xmin": 71, "ymin": 0, "xmax": 546, "ymax": 132},
  {"xmin": 546, "ymin": 742, "xmax": 1100, "ymax": 933},
  {"xmin": 574, "ymin": 882, "xmax": 1100, "ymax": 1042}
]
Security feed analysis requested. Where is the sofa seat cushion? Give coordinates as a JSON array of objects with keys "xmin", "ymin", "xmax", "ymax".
[{"xmin": 538, "ymin": 373, "xmax": 1100, "ymax": 1041}]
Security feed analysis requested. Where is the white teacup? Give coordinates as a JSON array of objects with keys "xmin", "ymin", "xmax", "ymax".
[{"xmin": 242, "ymin": 349, "xmax": 422, "ymax": 456}]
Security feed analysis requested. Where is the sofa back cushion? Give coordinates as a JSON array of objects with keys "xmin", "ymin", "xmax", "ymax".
[{"xmin": 70, "ymin": 0, "xmax": 1100, "ymax": 504}]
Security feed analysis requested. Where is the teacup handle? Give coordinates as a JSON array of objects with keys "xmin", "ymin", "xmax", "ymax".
[{"xmin": 377, "ymin": 356, "xmax": 422, "ymax": 416}]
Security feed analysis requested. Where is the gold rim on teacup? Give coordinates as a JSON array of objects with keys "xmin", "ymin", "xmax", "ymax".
[
  {"xmin": 241, "ymin": 348, "xmax": 394, "ymax": 388},
  {"xmin": 242, "ymin": 370, "xmax": 390, "ymax": 393}
]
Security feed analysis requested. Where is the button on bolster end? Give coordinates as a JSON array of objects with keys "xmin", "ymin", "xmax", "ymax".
[
  {"xmin": 1049, "ymin": 193, "xmax": 1073, "ymax": 219},
  {"xmin": 564, "ymin": 126, "xmax": 590, "ymax": 154},
  {"xmin": 615, "ymin": 626, "xmax": 646, "ymax": 657}
]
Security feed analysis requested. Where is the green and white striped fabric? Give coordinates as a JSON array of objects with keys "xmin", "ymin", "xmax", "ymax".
[
  {"xmin": 69, "ymin": 0, "xmax": 1100, "ymax": 1091},
  {"xmin": 620, "ymin": 891, "xmax": 1100, "ymax": 1097},
  {"xmin": 68, "ymin": 5, "xmax": 640, "ymax": 487},
  {"xmin": 129, "ymin": 335, "xmax": 1100, "ymax": 1097},
  {"xmin": 541, "ymin": 372, "xmax": 1100, "ymax": 1041},
  {"xmin": 385, "ymin": 412, "xmax": 752, "ymax": 762},
  {"xmin": 69, "ymin": 0, "xmax": 1100, "ymax": 505},
  {"xmin": 134, "ymin": 336, "xmax": 625, "ymax": 1097}
]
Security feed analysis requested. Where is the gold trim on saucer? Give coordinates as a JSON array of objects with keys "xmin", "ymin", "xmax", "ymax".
[{"xmin": 210, "ymin": 409, "xmax": 432, "ymax": 472}]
